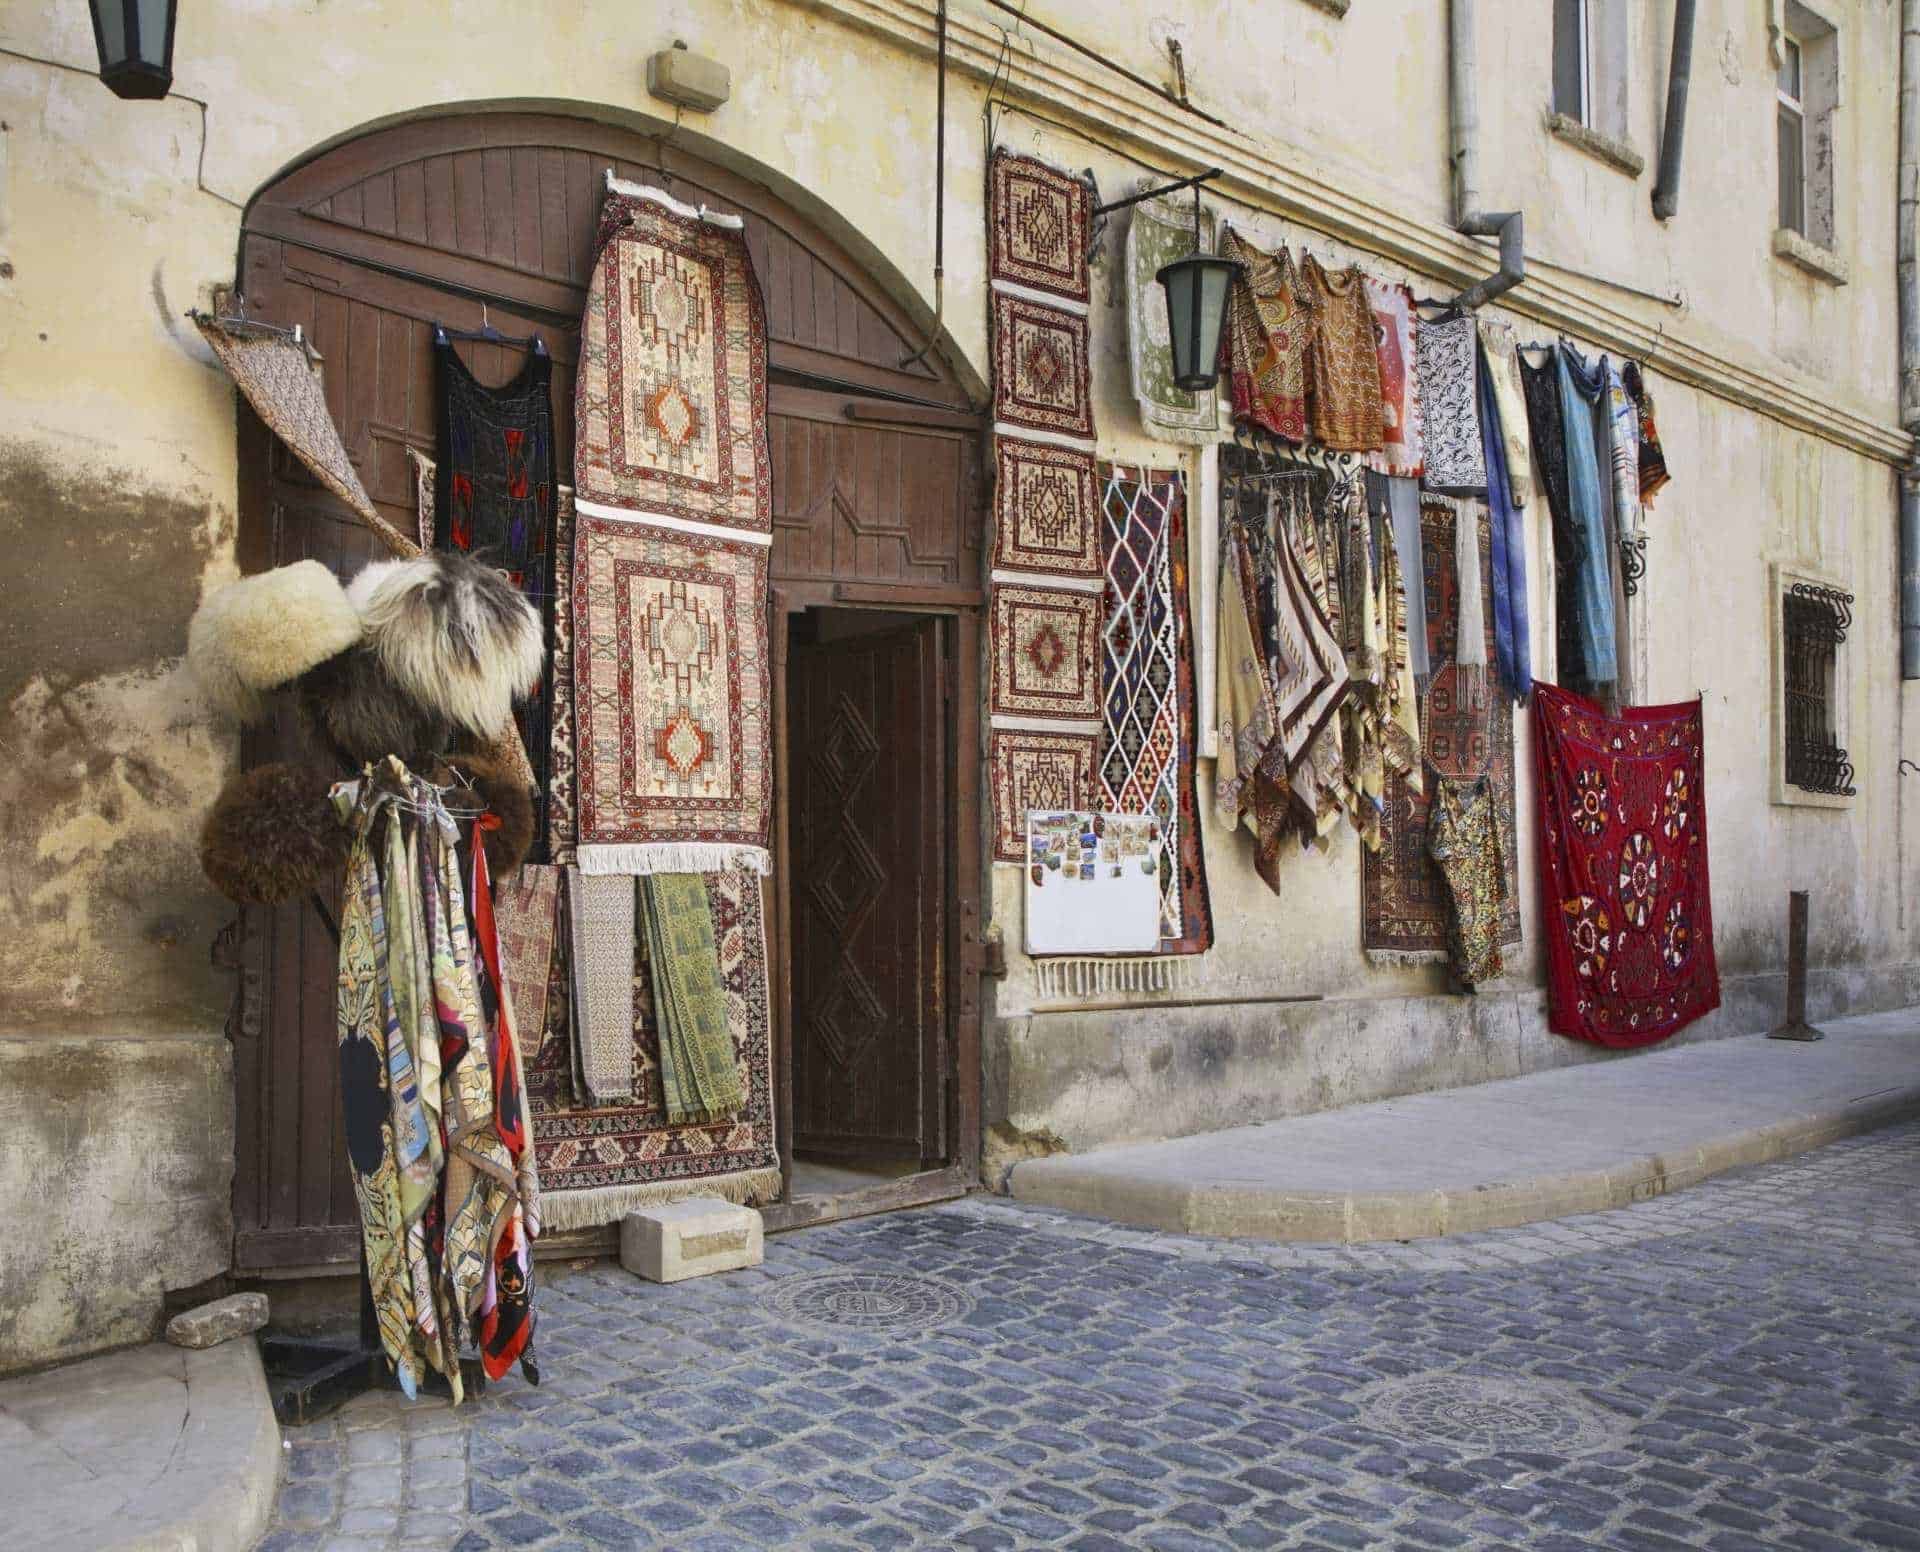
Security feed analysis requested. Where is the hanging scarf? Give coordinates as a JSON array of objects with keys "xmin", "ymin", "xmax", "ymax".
[
  {"xmin": 1519, "ymin": 346, "xmax": 1584, "ymax": 683},
  {"xmin": 1476, "ymin": 347, "xmax": 1532, "ymax": 699},
  {"xmin": 1363, "ymin": 279, "xmax": 1424, "ymax": 478},
  {"xmin": 1476, "ymin": 322, "xmax": 1534, "ymax": 510},
  {"xmin": 1416, "ymin": 315, "xmax": 1486, "ymax": 494},
  {"xmin": 1557, "ymin": 347, "xmax": 1620, "ymax": 690},
  {"xmin": 1220, "ymin": 229, "xmax": 1309, "ymax": 443},
  {"xmin": 1624, "ymin": 362, "xmax": 1671, "ymax": 506},
  {"xmin": 1297, "ymin": 254, "xmax": 1386, "ymax": 453},
  {"xmin": 331, "ymin": 760, "xmax": 539, "ymax": 1400}
]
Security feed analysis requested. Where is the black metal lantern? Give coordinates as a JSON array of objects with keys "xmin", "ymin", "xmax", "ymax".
[
  {"xmin": 1154, "ymin": 188, "xmax": 1237, "ymax": 393},
  {"xmin": 88, "ymin": 0, "xmax": 177, "ymax": 100}
]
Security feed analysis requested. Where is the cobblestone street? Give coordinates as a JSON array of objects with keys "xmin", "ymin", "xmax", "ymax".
[{"xmin": 259, "ymin": 1121, "xmax": 1920, "ymax": 1552}]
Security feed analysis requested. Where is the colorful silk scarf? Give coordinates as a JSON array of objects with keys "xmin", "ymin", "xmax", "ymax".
[
  {"xmin": 1296, "ymin": 254, "xmax": 1385, "ymax": 452},
  {"xmin": 1363, "ymin": 279, "xmax": 1423, "ymax": 478},
  {"xmin": 1534, "ymin": 684, "xmax": 1719, "ymax": 1047},
  {"xmin": 1556, "ymin": 347, "xmax": 1619, "ymax": 691},
  {"xmin": 332, "ymin": 759, "xmax": 539, "ymax": 1401}
]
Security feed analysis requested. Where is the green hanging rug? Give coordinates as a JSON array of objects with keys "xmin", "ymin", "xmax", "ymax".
[{"xmin": 638, "ymin": 874, "xmax": 746, "ymax": 1125}]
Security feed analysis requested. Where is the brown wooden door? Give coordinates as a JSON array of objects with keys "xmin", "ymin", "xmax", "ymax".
[
  {"xmin": 788, "ymin": 619, "xmax": 947, "ymax": 1164},
  {"xmin": 229, "ymin": 112, "xmax": 983, "ymax": 1270}
]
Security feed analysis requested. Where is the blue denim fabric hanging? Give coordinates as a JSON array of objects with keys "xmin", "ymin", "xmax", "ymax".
[
  {"xmin": 1556, "ymin": 347, "xmax": 1618, "ymax": 690},
  {"xmin": 1476, "ymin": 349, "xmax": 1532, "ymax": 700}
]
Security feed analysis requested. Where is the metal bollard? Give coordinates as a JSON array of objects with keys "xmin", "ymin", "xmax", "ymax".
[{"xmin": 1768, "ymin": 890, "xmax": 1825, "ymax": 1042}]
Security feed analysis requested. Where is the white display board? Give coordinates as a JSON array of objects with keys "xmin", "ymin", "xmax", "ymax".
[{"xmin": 1023, "ymin": 810, "xmax": 1163, "ymax": 956}]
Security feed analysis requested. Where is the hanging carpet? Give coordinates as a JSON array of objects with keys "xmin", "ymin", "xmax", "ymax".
[
  {"xmin": 1362, "ymin": 496, "xmax": 1523, "ymax": 962},
  {"xmin": 529, "ymin": 865, "xmax": 779, "ymax": 1229},
  {"xmin": 1534, "ymin": 683, "xmax": 1719, "ymax": 1047},
  {"xmin": 1098, "ymin": 465, "xmax": 1212, "ymax": 955},
  {"xmin": 987, "ymin": 148, "xmax": 1103, "ymax": 854},
  {"xmin": 571, "ymin": 511, "xmax": 772, "ymax": 877}
]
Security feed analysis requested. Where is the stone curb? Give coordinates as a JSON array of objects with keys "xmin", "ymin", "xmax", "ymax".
[
  {"xmin": 1009, "ymin": 1076, "xmax": 1920, "ymax": 1245},
  {"xmin": 101, "ymin": 1341, "xmax": 280, "ymax": 1552}
]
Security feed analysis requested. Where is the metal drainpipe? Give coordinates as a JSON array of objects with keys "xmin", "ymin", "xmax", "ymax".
[
  {"xmin": 1651, "ymin": 0, "xmax": 1697, "ymax": 221},
  {"xmin": 1900, "ymin": 0, "xmax": 1920, "ymax": 678},
  {"xmin": 1448, "ymin": 0, "xmax": 1524, "ymax": 309}
]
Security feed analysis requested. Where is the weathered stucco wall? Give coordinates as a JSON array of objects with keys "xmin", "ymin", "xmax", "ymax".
[{"xmin": 0, "ymin": 0, "xmax": 1913, "ymax": 1361}]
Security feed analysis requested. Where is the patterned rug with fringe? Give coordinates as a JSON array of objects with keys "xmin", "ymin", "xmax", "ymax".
[{"xmin": 527, "ymin": 864, "xmax": 779, "ymax": 1229}]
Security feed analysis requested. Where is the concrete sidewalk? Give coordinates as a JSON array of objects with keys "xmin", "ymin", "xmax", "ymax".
[
  {"xmin": 0, "ymin": 1339, "xmax": 280, "ymax": 1552},
  {"xmin": 1009, "ymin": 1005, "xmax": 1920, "ymax": 1243}
]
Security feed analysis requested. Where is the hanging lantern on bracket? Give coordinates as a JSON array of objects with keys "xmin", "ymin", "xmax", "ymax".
[
  {"xmin": 88, "ymin": 0, "xmax": 177, "ymax": 100},
  {"xmin": 1155, "ymin": 185, "xmax": 1237, "ymax": 393}
]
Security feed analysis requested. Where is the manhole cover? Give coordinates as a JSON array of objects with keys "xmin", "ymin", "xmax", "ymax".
[
  {"xmin": 769, "ymin": 1270, "xmax": 976, "ymax": 1331},
  {"xmin": 1354, "ymin": 1373, "xmax": 1630, "ymax": 1455}
]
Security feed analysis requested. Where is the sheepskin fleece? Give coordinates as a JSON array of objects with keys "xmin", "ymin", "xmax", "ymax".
[
  {"xmin": 436, "ymin": 752, "xmax": 535, "ymax": 876},
  {"xmin": 188, "ymin": 559, "xmax": 361, "ymax": 720},
  {"xmin": 296, "ymin": 646, "xmax": 455, "ymax": 772},
  {"xmin": 200, "ymin": 763, "xmax": 348, "ymax": 904},
  {"xmin": 348, "ymin": 553, "xmax": 543, "ymax": 738}
]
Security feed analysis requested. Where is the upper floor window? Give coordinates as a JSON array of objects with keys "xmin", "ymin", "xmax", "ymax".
[
  {"xmin": 1769, "ymin": 3, "xmax": 1845, "ymax": 280},
  {"xmin": 1777, "ymin": 34, "xmax": 1807, "ymax": 236},
  {"xmin": 1550, "ymin": 0, "xmax": 1635, "ymax": 168}
]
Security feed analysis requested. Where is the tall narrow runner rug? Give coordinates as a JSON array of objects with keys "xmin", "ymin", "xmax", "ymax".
[
  {"xmin": 987, "ymin": 148, "xmax": 1103, "ymax": 859},
  {"xmin": 1098, "ymin": 465, "xmax": 1212, "ymax": 955}
]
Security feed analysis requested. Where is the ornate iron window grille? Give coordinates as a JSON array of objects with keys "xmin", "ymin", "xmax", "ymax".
[{"xmin": 1782, "ymin": 582, "xmax": 1855, "ymax": 796}]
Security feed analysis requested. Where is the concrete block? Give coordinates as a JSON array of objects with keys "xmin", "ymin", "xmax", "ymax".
[
  {"xmin": 646, "ymin": 47, "xmax": 731, "ymax": 112},
  {"xmin": 620, "ymin": 1198, "xmax": 762, "ymax": 1283},
  {"xmin": 166, "ymin": 1292, "xmax": 269, "ymax": 1349}
]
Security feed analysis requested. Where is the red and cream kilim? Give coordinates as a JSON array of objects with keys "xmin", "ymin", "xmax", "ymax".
[{"xmin": 575, "ymin": 180, "xmax": 770, "ymax": 534}]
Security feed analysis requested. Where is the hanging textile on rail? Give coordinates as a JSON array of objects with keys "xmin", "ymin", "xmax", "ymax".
[
  {"xmin": 1476, "ymin": 337, "xmax": 1532, "ymax": 699},
  {"xmin": 434, "ymin": 335, "xmax": 558, "ymax": 859},
  {"xmin": 1416, "ymin": 314, "xmax": 1486, "ymax": 495},
  {"xmin": 1097, "ymin": 465, "xmax": 1213, "ymax": 954},
  {"xmin": 1427, "ymin": 773, "xmax": 1508, "ymax": 986},
  {"xmin": 1362, "ymin": 497, "xmax": 1522, "ymax": 963},
  {"xmin": 1220, "ymin": 228, "xmax": 1309, "ymax": 443},
  {"xmin": 1556, "ymin": 345, "xmax": 1619, "ymax": 692},
  {"xmin": 1296, "ymin": 253, "xmax": 1386, "ymax": 453},
  {"xmin": 1623, "ymin": 362, "xmax": 1671, "ymax": 507},
  {"xmin": 987, "ymin": 147, "xmax": 1104, "ymax": 860},
  {"xmin": 1535, "ymin": 683, "xmax": 1719, "ymax": 1047},
  {"xmin": 332, "ymin": 758, "xmax": 539, "ymax": 1401},
  {"xmin": 1604, "ymin": 357, "xmax": 1646, "ymax": 600},
  {"xmin": 1519, "ymin": 345, "xmax": 1584, "ymax": 683},
  {"xmin": 1126, "ymin": 186, "xmax": 1223, "ymax": 443},
  {"xmin": 1363, "ymin": 279, "xmax": 1424, "ymax": 479}
]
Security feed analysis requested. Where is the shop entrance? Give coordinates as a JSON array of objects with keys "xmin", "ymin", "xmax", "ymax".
[
  {"xmin": 228, "ymin": 110, "xmax": 984, "ymax": 1272},
  {"xmin": 786, "ymin": 610, "xmax": 950, "ymax": 1189}
]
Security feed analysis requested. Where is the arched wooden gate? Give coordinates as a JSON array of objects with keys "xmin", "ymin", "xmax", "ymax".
[{"xmin": 229, "ymin": 112, "xmax": 985, "ymax": 1273}]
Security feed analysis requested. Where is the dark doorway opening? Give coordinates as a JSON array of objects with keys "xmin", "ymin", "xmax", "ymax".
[{"xmin": 783, "ymin": 608, "xmax": 950, "ymax": 1201}]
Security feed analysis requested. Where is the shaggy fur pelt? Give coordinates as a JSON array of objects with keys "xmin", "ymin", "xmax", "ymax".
[
  {"xmin": 348, "ymin": 552, "xmax": 543, "ymax": 739},
  {"xmin": 435, "ymin": 751, "xmax": 535, "ymax": 877},
  {"xmin": 188, "ymin": 560, "xmax": 362, "ymax": 721},
  {"xmin": 200, "ymin": 763, "xmax": 348, "ymax": 904},
  {"xmin": 295, "ymin": 645, "xmax": 456, "ymax": 772}
]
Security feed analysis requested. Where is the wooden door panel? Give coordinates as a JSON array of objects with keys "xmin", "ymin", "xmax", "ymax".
[{"xmin": 789, "ymin": 619, "xmax": 945, "ymax": 1162}]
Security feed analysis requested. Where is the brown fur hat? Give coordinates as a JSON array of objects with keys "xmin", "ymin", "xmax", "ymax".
[
  {"xmin": 434, "ymin": 751, "xmax": 535, "ymax": 877},
  {"xmin": 200, "ymin": 763, "xmax": 348, "ymax": 904}
]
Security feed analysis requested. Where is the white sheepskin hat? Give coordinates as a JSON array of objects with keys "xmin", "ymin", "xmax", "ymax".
[
  {"xmin": 188, "ymin": 559, "xmax": 362, "ymax": 721},
  {"xmin": 347, "ymin": 552, "xmax": 543, "ymax": 739}
]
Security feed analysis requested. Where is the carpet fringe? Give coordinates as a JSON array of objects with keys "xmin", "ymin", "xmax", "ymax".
[
  {"xmin": 536, "ymin": 1166, "xmax": 784, "ymax": 1233},
  {"xmin": 576, "ymin": 843, "xmax": 773, "ymax": 877},
  {"xmin": 1364, "ymin": 948, "xmax": 1449, "ymax": 967},
  {"xmin": 1034, "ymin": 956, "xmax": 1193, "ymax": 1000}
]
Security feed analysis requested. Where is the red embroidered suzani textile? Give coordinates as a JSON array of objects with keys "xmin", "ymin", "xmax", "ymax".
[{"xmin": 1534, "ymin": 683, "xmax": 1719, "ymax": 1047}]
